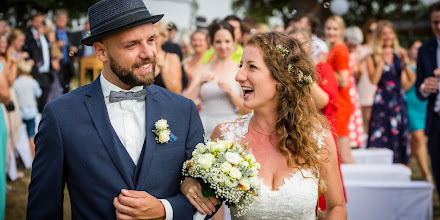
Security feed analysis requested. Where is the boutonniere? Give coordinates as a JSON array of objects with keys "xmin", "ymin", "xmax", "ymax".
[{"xmin": 152, "ymin": 119, "xmax": 178, "ymax": 144}]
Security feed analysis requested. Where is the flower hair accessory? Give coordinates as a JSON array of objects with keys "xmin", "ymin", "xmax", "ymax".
[
  {"xmin": 275, "ymin": 44, "xmax": 289, "ymax": 58},
  {"xmin": 287, "ymin": 64, "xmax": 313, "ymax": 86},
  {"xmin": 152, "ymin": 119, "xmax": 178, "ymax": 144}
]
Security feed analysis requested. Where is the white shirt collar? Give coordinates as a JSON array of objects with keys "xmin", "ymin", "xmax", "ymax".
[
  {"xmin": 100, "ymin": 74, "xmax": 144, "ymax": 98},
  {"xmin": 30, "ymin": 27, "xmax": 38, "ymax": 37}
]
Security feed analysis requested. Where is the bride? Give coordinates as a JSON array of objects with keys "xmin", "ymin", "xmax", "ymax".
[{"xmin": 181, "ymin": 32, "xmax": 346, "ymax": 219}]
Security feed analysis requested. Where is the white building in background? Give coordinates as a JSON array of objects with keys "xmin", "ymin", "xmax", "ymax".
[{"xmin": 145, "ymin": 0, "xmax": 235, "ymax": 32}]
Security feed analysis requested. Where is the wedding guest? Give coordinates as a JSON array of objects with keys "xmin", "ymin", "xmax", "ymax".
[
  {"xmin": 290, "ymin": 27, "xmax": 347, "ymax": 212},
  {"xmin": 71, "ymin": 20, "xmax": 95, "ymax": 58},
  {"xmin": 366, "ymin": 20, "xmax": 412, "ymax": 164},
  {"xmin": 0, "ymin": 20, "xmax": 7, "ymax": 36},
  {"xmin": 70, "ymin": 20, "xmax": 95, "ymax": 82},
  {"xmin": 202, "ymin": 16, "xmax": 244, "ymax": 64},
  {"xmin": 1, "ymin": 32, "xmax": 24, "ymax": 181},
  {"xmin": 179, "ymin": 34, "xmax": 191, "ymax": 61},
  {"xmin": 53, "ymin": 9, "xmax": 77, "ymax": 93},
  {"xmin": 344, "ymin": 26, "xmax": 365, "ymax": 148},
  {"xmin": 404, "ymin": 40, "xmax": 433, "ymax": 183},
  {"xmin": 23, "ymin": 12, "xmax": 51, "ymax": 113},
  {"xmin": 241, "ymin": 16, "xmax": 257, "ymax": 44},
  {"xmin": 161, "ymin": 22, "xmax": 188, "ymax": 90},
  {"xmin": 184, "ymin": 20, "xmax": 250, "ymax": 136},
  {"xmin": 357, "ymin": 19, "xmax": 378, "ymax": 131},
  {"xmin": 183, "ymin": 30, "xmax": 208, "ymax": 81},
  {"xmin": 181, "ymin": 31, "xmax": 346, "ymax": 219},
  {"xmin": 294, "ymin": 15, "xmax": 329, "ymax": 63},
  {"xmin": 7, "ymin": 29, "xmax": 33, "ymax": 71},
  {"xmin": 166, "ymin": 22, "xmax": 178, "ymax": 43},
  {"xmin": 13, "ymin": 59, "xmax": 42, "ymax": 157},
  {"xmin": 45, "ymin": 30, "xmax": 64, "ymax": 102},
  {"xmin": 153, "ymin": 21, "xmax": 183, "ymax": 94},
  {"xmin": 416, "ymin": 1, "xmax": 440, "ymax": 195},
  {"xmin": 325, "ymin": 15, "xmax": 355, "ymax": 163},
  {"xmin": 0, "ymin": 53, "xmax": 10, "ymax": 220}
]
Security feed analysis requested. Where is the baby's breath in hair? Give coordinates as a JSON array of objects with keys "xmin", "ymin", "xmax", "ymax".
[
  {"xmin": 287, "ymin": 64, "xmax": 314, "ymax": 87},
  {"xmin": 275, "ymin": 44, "xmax": 289, "ymax": 58}
]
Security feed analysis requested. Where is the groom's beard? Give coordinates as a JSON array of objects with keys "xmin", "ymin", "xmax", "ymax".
[{"xmin": 109, "ymin": 53, "xmax": 156, "ymax": 87}]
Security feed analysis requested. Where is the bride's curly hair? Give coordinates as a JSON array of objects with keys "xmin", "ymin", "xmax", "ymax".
[{"xmin": 245, "ymin": 32, "xmax": 329, "ymax": 194}]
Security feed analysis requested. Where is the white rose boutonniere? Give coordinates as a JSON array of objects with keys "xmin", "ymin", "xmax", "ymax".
[{"xmin": 152, "ymin": 119, "xmax": 177, "ymax": 144}]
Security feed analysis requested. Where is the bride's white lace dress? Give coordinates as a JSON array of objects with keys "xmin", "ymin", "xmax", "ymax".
[{"xmin": 220, "ymin": 113, "xmax": 324, "ymax": 220}]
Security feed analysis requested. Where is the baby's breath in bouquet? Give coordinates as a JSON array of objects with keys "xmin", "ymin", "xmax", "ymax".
[{"xmin": 182, "ymin": 140, "xmax": 262, "ymax": 218}]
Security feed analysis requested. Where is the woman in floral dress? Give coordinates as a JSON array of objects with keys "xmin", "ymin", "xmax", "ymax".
[{"xmin": 365, "ymin": 20, "xmax": 413, "ymax": 163}]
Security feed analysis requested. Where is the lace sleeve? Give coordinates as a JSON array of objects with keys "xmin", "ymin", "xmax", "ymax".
[
  {"xmin": 313, "ymin": 128, "xmax": 327, "ymax": 149},
  {"xmin": 219, "ymin": 112, "xmax": 253, "ymax": 142}
]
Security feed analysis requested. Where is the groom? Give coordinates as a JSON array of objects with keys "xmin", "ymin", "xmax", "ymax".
[{"xmin": 26, "ymin": 0, "xmax": 204, "ymax": 219}]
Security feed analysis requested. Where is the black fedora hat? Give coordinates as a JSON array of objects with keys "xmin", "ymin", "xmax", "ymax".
[{"xmin": 81, "ymin": 0, "xmax": 163, "ymax": 46}]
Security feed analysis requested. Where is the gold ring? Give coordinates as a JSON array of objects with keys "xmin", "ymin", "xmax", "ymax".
[{"xmin": 193, "ymin": 195, "xmax": 198, "ymax": 199}]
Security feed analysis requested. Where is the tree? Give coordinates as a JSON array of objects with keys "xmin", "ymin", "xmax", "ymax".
[
  {"xmin": 0, "ymin": 0, "xmax": 99, "ymax": 29},
  {"xmin": 231, "ymin": 0, "xmax": 428, "ymax": 28}
]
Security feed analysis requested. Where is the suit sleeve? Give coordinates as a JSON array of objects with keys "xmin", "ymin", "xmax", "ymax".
[
  {"xmin": 416, "ymin": 46, "xmax": 429, "ymax": 101},
  {"xmin": 166, "ymin": 100, "xmax": 204, "ymax": 219},
  {"xmin": 27, "ymin": 103, "xmax": 65, "ymax": 220}
]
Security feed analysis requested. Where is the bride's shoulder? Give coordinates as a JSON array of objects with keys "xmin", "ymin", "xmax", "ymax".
[{"xmin": 211, "ymin": 112, "xmax": 253, "ymax": 142}]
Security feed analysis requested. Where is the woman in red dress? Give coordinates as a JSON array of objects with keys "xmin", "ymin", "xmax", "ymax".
[{"xmin": 325, "ymin": 15, "xmax": 355, "ymax": 163}]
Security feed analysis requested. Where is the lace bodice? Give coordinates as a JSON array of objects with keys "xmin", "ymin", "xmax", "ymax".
[
  {"xmin": 231, "ymin": 169, "xmax": 318, "ymax": 220},
  {"xmin": 220, "ymin": 113, "xmax": 324, "ymax": 220}
]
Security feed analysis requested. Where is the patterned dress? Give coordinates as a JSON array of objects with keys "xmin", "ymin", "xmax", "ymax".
[
  {"xmin": 367, "ymin": 54, "xmax": 410, "ymax": 164},
  {"xmin": 348, "ymin": 67, "xmax": 365, "ymax": 147}
]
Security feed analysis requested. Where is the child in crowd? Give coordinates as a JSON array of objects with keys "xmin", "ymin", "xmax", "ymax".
[
  {"xmin": 45, "ymin": 30, "xmax": 64, "ymax": 102},
  {"xmin": 13, "ymin": 59, "xmax": 42, "ymax": 157}
]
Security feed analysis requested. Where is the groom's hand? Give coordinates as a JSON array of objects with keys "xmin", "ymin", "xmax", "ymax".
[{"xmin": 113, "ymin": 189, "xmax": 166, "ymax": 220}]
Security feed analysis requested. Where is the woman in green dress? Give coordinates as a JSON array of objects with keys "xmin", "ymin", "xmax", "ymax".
[{"xmin": 0, "ymin": 33, "xmax": 11, "ymax": 219}]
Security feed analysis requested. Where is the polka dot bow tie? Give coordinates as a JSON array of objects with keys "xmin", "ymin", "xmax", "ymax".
[{"xmin": 109, "ymin": 89, "xmax": 146, "ymax": 103}]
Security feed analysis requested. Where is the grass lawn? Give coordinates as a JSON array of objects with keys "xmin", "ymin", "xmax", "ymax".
[{"xmin": 4, "ymin": 159, "xmax": 439, "ymax": 219}]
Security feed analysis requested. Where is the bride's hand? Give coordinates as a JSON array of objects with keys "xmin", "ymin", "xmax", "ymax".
[{"xmin": 181, "ymin": 177, "xmax": 218, "ymax": 215}]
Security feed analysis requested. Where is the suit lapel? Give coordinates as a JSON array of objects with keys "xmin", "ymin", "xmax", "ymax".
[
  {"xmin": 84, "ymin": 78, "xmax": 135, "ymax": 189},
  {"xmin": 136, "ymin": 86, "xmax": 160, "ymax": 190}
]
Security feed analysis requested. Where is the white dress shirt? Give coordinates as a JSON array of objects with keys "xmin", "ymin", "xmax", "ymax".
[
  {"xmin": 100, "ymin": 74, "xmax": 173, "ymax": 219},
  {"xmin": 31, "ymin": 28, "xmax": 50, "ymax": 74}
]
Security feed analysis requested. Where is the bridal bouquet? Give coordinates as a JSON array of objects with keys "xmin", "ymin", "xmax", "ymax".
[{"xmin": 182, "ymin": 140, "xmax": 262, "ymax": 217}]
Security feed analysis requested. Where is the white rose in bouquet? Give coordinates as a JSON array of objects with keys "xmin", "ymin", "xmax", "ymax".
[
  {"xmin": 225, "ymin": 152, "xmax": 242, "ymax": 165},
  {"xmin": 229, "ymin": 167, "xmax": 242, "ymax": 179},
  {"xmin": 220, "ymin": 162, "xmax": 232, "ymax": 173},
  {"xmin": 226, "ymin": 178, "xmax": 239, "ymax": 188},
  {"xmin": 198, "ymin": 153, "xmax": 215, "ymax": 169}
]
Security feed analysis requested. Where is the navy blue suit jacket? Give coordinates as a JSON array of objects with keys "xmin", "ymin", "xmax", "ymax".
[
  {"xmin": 27, "ymin": 78, "xmax": 204, "ymax": 219},
  {"xmin": 416, "ymin": 39, "xmax": 438, "ymax": 135}
]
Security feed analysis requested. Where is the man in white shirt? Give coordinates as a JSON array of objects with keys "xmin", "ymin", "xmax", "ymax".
[
  {"xmin": 23, "ymin": 12, "xmax": 51, "ymax": 113},
  {"xmin": 27, "ymin": 0, "xmax": 205, "ymax": 219},
  {"xmin": 416, "ymin": 1, "xmax": 440, "ymax": 203}
]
